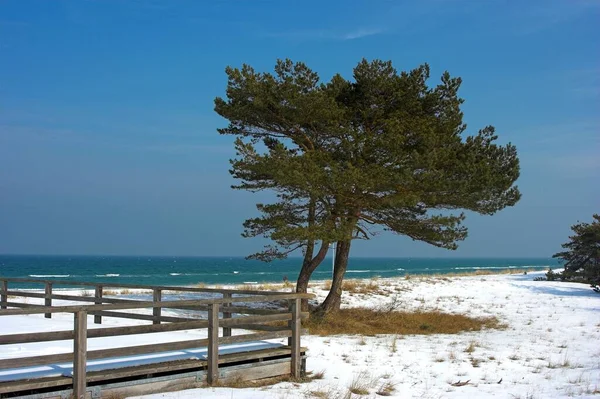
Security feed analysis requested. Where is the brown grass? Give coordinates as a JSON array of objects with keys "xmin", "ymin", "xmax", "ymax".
[
  {"xmin": 321, "ymin": 279, "xmax": 384, "ymax": 295},
  {"xmin": 304, "ymin": 308, "xmax": 503, "ymax": 336},
  {"xmin": 238, "ymin": 283, "xmax": 294, "ymax": 292},
  {"xmin": 435, "ymin": 268, "xmax": 541, "ymax": 278},
  {"xmin": 376, "ymin": 381, "xmax": 397, "ymax": 396}
]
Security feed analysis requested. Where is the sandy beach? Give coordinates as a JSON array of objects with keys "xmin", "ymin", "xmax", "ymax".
[{"xmin": 2, "ymin": 270, "xmax": 599, "ymax": 398}]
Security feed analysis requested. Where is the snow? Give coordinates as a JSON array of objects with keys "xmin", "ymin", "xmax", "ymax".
[{"xmin": 2, "ymin": 271, "xmax": 599, "ymax": 398}]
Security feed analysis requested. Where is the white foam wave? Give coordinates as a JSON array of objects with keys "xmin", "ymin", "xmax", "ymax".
[
  {"xmin": 29, "ymin": 274, "xmax": 70, "ymax": 278},
  {"xmin": 96, "ymin": 274, "xmax": 120, "ymax": 277},
  {"xmin": 233, "ymin": 271, "xmax": 240, "ymax": 274},
  {"xmin": 170, "ymin": 273, "xmax": 182, "ymax": 276},
  {"xmin": 243, "ymin": 281, "xmax": 258, "ymax": 284},
  {"xmin": 347, "ymin": 270, "xmax": 371, "ymax": 273},
  {"xmin": 396, "ymin": 268, "xmax": 405, "ymax": 271}
]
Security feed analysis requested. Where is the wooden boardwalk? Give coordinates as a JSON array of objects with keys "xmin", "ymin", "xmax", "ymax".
[{"xmin": 0, "ymin": 277, "xmax": 312, "ymax": 399}]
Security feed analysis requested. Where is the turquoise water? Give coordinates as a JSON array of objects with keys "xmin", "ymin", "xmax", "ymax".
[{"xmin": 0, "ymin": 255, "xmax": 560, "ymax": 289}]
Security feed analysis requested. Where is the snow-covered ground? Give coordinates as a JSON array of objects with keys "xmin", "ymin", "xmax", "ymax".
[{"xmin": 2, "ymin": 271, "xmax": 599, "ymax": 398}]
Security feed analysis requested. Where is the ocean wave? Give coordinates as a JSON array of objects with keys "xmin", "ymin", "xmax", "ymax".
[
  {"xmin": 96, "ymin": 274, "xmax": 120, "ymax": 277},
  {"xmin": 346, "ymin": 270, "xmax": 371, "ymax": 273},
  {"xmin": 243, "ymin": 281, "xmax": 258, "ymax": 284},
  {"xmin": 169, "ymin": 273, "xmax": 182, "ymax": 276},
  {"xmin": 233, "ymin": 271, "xmax": 239, "ymax": 274},
  {"xmin": 396, "ymin": 268, "xmax": 405, "ymax": 271},
  {"xmin": 29, "ymin": 274, "xmax": 70, "ymax": 278},
  {"xmin": 453, "ymin": 266, "xmax": 546, "ymax": 270}
]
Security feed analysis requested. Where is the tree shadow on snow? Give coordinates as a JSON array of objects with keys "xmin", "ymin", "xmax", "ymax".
[{"xmin": 520, "ymin": 283, "xmax": 600, "ymax": 300}]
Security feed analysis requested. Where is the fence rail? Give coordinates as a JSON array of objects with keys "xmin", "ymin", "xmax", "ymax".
[{"xmin": 0, "ymin": 277, "xmax": 312, "ymax": 399}]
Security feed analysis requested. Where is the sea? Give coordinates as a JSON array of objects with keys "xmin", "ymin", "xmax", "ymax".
[{"xmin": 0, "ymin": 255, "xmax": 560, "ymax": 289}]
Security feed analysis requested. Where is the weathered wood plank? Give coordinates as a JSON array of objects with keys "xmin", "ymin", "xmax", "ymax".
[
  {"xmin": 0, "ymin": 313, "xmax": 292, "ymax": 345},
  {"xmin": 222, "ymin": 360, "xmax": 291, "ymax": 382},
  {"xmin": 220, "ymin": 313, "xmax": 291, "ymax": 327},
  {"xmin": 52, "ymin": 293, "xmax": 134, "ymax": 304},
  {"xmin": 0, "ymin": 279, "xmax": 7, "ymax": 310},
  {"xmin": 44, "ymin": 282, "xmax": 52, "ymax": 318},
  {"xmin": 2, "ymin": 301, "xmax": 47, "ymax": 308},
  {"xmin": 94, "ymin": 286, "xmax": 103, "ymax": 324},
  {"xmin": 222, "ymin": 292, "xmax": 232, "ymax": 337},
  {"xmin": 0, "ymin": 348, "xmax": 306, "ymax": 395},
  {"xmin": 99, "ymin": 375, "xmax": 200, "ymax": 399},
  {"xmin": 86, "ymin": 359, "xmax": 206, "ymax": 383},
  {"xmin": 0, "ymin": 329, "xmax": 74, "ymax": 344},
  {"xmin": 0, "ymin": 276, "xmax": 291, "ymax": 296},
  {"xmin": 0, "ymin": 330, "xmax": 291, "ymax": 370},
  {"xmin": 1, "ymin": 294, "xmax": 306, "ymax": 317},
  {"xmin": 0, "ymin": 376, "xmax": 73, "ymax": 394},
  {"xmin": 0, "ymin": 293, "xmax": 314, "ymax": 316},
  {"xmin": 290, "ymin": 298, "xmax": 301, "ymax": 379},
  {"xmin": 153, "ymin": 288, "xmax": 162, "ymax": 325},
  {"xmin": 87, "ymin": 347, "xmax": 301, "ymax": 383},
  {"xmin": 0, "ymin": 313, "xmax": 293, "ymax": 346},
  {"xmin": 89, "ymin": 310, "xmax": 194, "ymax": 323},
  {"xmin": 73, "ymin": 311, "xmax": 87, "ymax": 399},
  {"xmin": 5, "ymin": 290, "xmax": 46, "ymax": 298},
  {"xmin": 227, "ymin": 323, "xmax": 290, "ymax": 332},
  {"xmin": 207, "ymin": 303, "xmax": 219, "ymax": 385}
]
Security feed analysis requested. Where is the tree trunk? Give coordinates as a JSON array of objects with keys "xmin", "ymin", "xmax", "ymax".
[
  {"xmin": 316, "ymin": 239, "xmax": 352, "ymax": 314},
  {"xmin": 296, "ymin": 241, "xmax": 329, "ymax": 311}
]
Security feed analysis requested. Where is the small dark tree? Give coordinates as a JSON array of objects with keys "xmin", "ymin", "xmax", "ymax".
[{"xmin": 553, "ymin": 214, "xmax": 600, "ymax": 286}]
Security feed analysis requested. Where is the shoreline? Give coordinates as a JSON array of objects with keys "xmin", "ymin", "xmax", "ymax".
[
  {"xmin": 5, "ymin": 267, "xmax": 559, "ymax": 295},
  {"xmin": 2, "ymin": 268, "xmax": 597, "ymax": 398}
]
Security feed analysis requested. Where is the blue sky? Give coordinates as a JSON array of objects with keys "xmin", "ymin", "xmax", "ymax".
[{"xmin": 0, "ymin": 0, "xmax": 598, "ymax": 258}]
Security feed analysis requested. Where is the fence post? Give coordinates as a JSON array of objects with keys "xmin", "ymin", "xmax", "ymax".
[
  {"xmin": 222, "ymin": 293, "xmax": 232, "ymax": 337},
  {"xmin": 44, "ymin": 282, "xmax": 53, "ymax": 319},
  {"xmin": 207, "ymin": 303, "xmax": 220, "ymax": 385},
  {"xmin": 94, "ymin": 286, "xmax": 103, "ymax": 324},
  {"xmin": 0, "ymin": 280, "xmax": 7, "ymax": 309},
  {"xmin": 73, "ymin": 311, "xmax": 88, "ymax": 399},
  {"xmin": 153, "ymin": 288, "xmax": 162, "ymax": 325},
  {"xmin": 290, "ymin": 297, "xmax": 301, "ymax": 379},
  {"xmin": 287, "ymin": 301, "xmax": 293, "ymax": 347}
]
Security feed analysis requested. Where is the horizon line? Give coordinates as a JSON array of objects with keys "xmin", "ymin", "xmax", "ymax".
[{"xmin": 0, "ymin": 253, "xmax": 557, "ymax": 260}]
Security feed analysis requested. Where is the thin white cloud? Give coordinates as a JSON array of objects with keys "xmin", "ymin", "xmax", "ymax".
[
  {"xmin": 264, "ymin": 27, "xmax": 384, "ymax": 41},
  {"xmin": 342, "ymin": 28, "xmax": 383, "ymax": 40}
]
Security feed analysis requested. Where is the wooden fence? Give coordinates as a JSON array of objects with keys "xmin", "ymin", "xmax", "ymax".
[{"xmin": 0, "ymin": 277, "xmax": 312, "ymax": 399}]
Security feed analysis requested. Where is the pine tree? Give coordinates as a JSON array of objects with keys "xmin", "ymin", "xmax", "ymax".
[
  {"xmin": 553, "ymin": 214, "xmax": 600, "ymax": 286},
  {"xmin": 215, "ymin": 59, "xmax": 521, "ymax": 312}
]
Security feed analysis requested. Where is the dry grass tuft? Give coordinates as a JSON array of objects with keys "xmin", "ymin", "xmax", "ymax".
[
  {"xmin": 321, "ymin": 279, "xmax": 384, "ymax": 295},
  {"xmin": 308, "ymin": 369, "xmax": 325, "ymax": 380},
  {"xmin": 305, "ymin": 308, "xmax": 503, "ymax": 336},
  {"xmin": 348, "ymin": 371, "xmax": 373, "ymax": 395},
  {"xmin": 238, "ymin": 282, "xmax": 294, "ymax": 292},
  {"xmin": 376, "ymin": 380, "xmax": 397, "ymax": 396},
  {"xmin": 438, "ymin": 268, "xmax": 541, "ymax": 278},
  {"xmin": 464, "ymin": 340, "xmax": 479, "ymax": 354}
]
